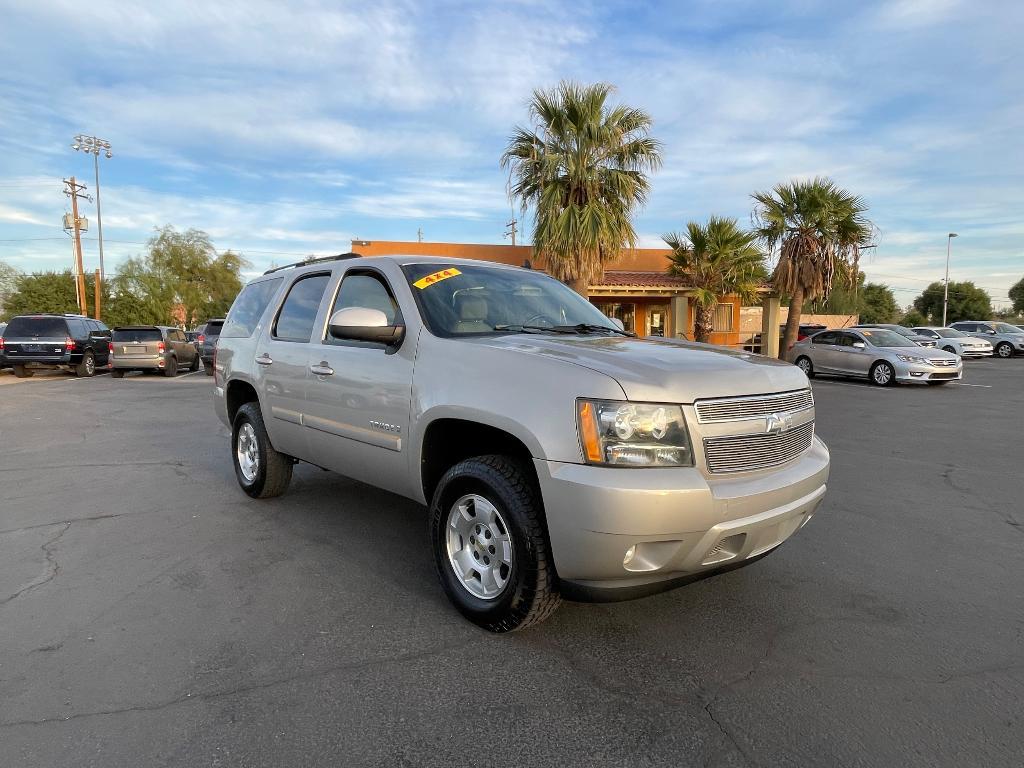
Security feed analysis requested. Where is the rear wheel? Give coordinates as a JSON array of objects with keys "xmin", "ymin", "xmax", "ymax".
[
  {"xmin": 162, "ymin": 357, "xmax": 178, "ymax": 377},
  {"xmin": 188, "ymin": 354, "xmax": 200, "ymax": 372},
  {"xmin": 795, "ymin": 356, "xmax": 814, "ymax": 378},
  {"xmin": 995, "ymin": 342, "xmax": 1013, "ymax": 358},
  {"xmin": 203, "ymin": 361, "xmax": 215, "ymax": 376},
  {"xmin": 232, "ymin": 402, "xmax": 293, "ymax": 499},
  {"xmin": 429, "ymin": 455, "xmax": 560, "ymax": 632},
  {"xmin": 870, "ymin": 360, "xmax": 895, "ymax": 386},
  {"xmin": 111, "ymin": 369, "xmax": 125, "ymax": 379},
  {"xmin": 75, "ymin": 351, "xmax": 96, "ymax": 377},
  {"xmin": 13, "ymin": 365, "xmax": 33, "ymax": 378}
]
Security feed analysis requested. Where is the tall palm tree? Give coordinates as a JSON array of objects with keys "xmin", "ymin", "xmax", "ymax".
[
  {"xmin": 501, "ymin": 81, "xmax": 662, "ymax": 296},
  {"xmin": 752, "ymin": 177, "xmax": 874, "ymax": 356},
  {"xmin": 664, "ymin": 217, "xmax": 766, "ymax": 343}
]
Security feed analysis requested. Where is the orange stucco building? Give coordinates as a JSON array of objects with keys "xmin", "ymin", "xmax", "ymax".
[{"xmin": 350, "ymin": 239, "xmax": 779, "ymax": 349}]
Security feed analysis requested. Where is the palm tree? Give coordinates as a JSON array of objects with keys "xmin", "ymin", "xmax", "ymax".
[
  {"xmin": 752, "ymin": 177, "xmax": 874, "ymax": 356},
  {"xmin": 501, "ymin": 81, "xmax": 662, "ymax": 296},
  {"xmin": 664, "ymin": 217, "xmax": 766, "ymax": 343}
]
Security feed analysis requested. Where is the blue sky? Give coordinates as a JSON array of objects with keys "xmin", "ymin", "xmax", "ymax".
[{"xmin": 0, "ymin": 0, "xmax": 1021, "ymax": 307}]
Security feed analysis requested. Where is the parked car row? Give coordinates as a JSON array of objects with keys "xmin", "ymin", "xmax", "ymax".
[
  {"xmin": 786, "ymin": 320, "xmax": 1022, "ymax": 386},
  {"xmin": 0, "ymin": 313, "xmax": 223, "ymax": 379}
]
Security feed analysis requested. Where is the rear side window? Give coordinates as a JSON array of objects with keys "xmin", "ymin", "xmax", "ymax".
[
  {"xmin": 5, "ymin": 317, "xmax": 69, "ymax": 337},
  {"xmin": 813, "ymin": 331, "xmax": 837, "ymax": 344},
  {"xmin": 274, "ymin": 273, "xmax": 331, "ymax": 341},
  {"xmin": 222, "ymin": 278, "xmax": 284, "ymax": 338},
  {"xmin": 205, "ymin": 321, "xmax": 224, "ymax": 337},
  {"xmin": 112, "ymin": 328, "xmax": 162, "ymax": 342}
]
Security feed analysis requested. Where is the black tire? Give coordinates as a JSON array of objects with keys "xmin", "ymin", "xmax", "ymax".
[
  {"xmin": 162, "ymin": 357, "xmax": 178, "ymax": 377},
  {"xmin": 13, "ymin": 365, "xmax": 33, "ymax": 378},
  {"xmin": 429, "ymin": 455, "xmax": 561, "ymax": 632},
  {"xmin": 203, "ymin": 361, "xmax": 215, "ymax": 376},
  {"xmin": 231, "ymin": 402, "xmax": 293, "ymax": 499},
  {"xmin": 111, "ymin": 369, "xmax": 125, "ymax": 379},
  {"xmin": 188, "ymin": 353, "xmax": 201, "ymax": 372},
  {"xmin": 75, "ymin": 351, "xmax": 96, "ymax": 377},
  {"xmin": 795, "ymin": 356, "xmax": 815, "ymax": 378},
  {"xmin": 995, "ymin": 342, "xmax": 1013, "ymax": 358},
  {"xmin": 942, "ymin": 345, "xmax": 956, "ymax": 354},
  {"xmin": 870, "ymin": 360, "xmax": 896, "ymax": 387}
]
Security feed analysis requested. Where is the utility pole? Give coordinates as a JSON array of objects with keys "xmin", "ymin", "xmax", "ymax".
[
  {"xmin": 94, "ymin": 269, "xmax": 102, "ymax": 320},
  {"xmin": 504, "ymin": 218, "xmax": 518, "ymax": 246},
  {"xmin": 417, "ymin": 227, "xmax": 424, "ymax": 243},
  {"xmin": 942, "ymin": 233, "xmax": 958, "ymax": 327},
  {"xmin": 64, "ymin": 177, "xmax": 90, "ymax": 316}
]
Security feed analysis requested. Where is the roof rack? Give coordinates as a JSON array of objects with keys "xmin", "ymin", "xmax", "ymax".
[{"xmin": 263, "ymin": 252, "xmax": 362, "ymax": 275}]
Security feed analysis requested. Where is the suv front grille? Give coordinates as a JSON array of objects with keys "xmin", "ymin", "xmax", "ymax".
[
  {"xmin": 704, "ymin": 421, "xmax": 815, "ymax": 474},
  {"xmin": 694, "ymin": 389, "xmax": 813, "ymax": 424}
]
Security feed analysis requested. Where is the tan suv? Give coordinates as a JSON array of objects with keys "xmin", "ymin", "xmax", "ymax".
[
  {"xmin": 111, "ymin": 326, "xmax": 201, "ymax": 377},
  {"xmin": 213, "ymin": 255, "xmax": 829, "ymax": 631}
]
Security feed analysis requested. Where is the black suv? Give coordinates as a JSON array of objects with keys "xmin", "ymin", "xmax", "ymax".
[
  {"xmin": 0, "ymin": 314, "xmax": 112, "ymax": 378},
  {"xmin": 195, "ymin": 318, "xmax": 224, "ymax": 376}
]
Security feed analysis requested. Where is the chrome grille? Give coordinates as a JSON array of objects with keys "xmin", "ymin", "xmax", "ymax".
[
  {"xmin": 928, "ymin": 358, "xmax": 957, "ymax": 367},
  {"xmin": 695, "ymin": 389, "xmax": 813, "ymax": 424},
  {"xmin": 704, "ymin": 421, "xmax": 815, "ymax": 474}
]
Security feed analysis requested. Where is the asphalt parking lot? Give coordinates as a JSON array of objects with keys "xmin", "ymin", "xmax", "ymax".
[{"xmin": 1, "ymin": 359, "xmax": 1022, "ymax": 767}]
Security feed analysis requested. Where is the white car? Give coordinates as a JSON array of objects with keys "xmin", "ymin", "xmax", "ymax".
[{"xmin": 911, "ymin": 327, "xmax": 993, "ymax": 358}]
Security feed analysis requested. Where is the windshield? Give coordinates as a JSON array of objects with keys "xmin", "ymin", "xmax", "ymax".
[
  {"xmin": 402, "ymin": 264, "xmax": 619, "ymax": 337},
  {"xmin": 861, "ymin": 328, "xmax": 919, "ymax": 347},
  {"xmin": 112, "ymin": 328, "xmax": 162, "ymax": 342},
  {"xmin": 994, "ymin": 323, "xmax": 1022, "ymax": 334},
  {"xmin": 935, "ymin": 328, "xmax": 966, "ymax": 338}
]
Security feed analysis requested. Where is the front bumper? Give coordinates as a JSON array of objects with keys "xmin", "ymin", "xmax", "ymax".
[
  {"xmin": 893, "ymin": 359, "xmax": 962, "ymax": 382},
  {"xmin": 959, "ymin": 348, "xmax": 993, "ymax": 358},
  {"xmin": 534, "ymin": 436, "xmax": 829, "ymax": 597}
]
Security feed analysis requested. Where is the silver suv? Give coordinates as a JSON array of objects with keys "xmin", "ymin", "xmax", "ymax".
[{"xmin": 214, "ymin": 255, "xmax": 829, "ymax": 631}]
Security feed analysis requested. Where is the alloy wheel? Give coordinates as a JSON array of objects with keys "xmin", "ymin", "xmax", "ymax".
[
  {"xmin": 236, "ymin": 422, "xmax": 260, "ymax": 483},
  {"xmin": 445, "ymin": 494, "xmax": 514, "ymax": 600},
  {"xmin": 873, "ymin": 363, "xmax": 893, "ymax": 385}
]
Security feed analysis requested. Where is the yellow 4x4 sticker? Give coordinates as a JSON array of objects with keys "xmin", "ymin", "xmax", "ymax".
[{"xmin": 413, "ymin": 267, "xmax": 461, "ymax": 289}]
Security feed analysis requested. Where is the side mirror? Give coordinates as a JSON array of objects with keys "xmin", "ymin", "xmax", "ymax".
[
  {"xmin": 328, "ymin": 307, "xmax": 404, "ymax": 347},
  {"xmin": 608, "ymin": 317, "xmax": 625, "ymax": 331},
  {"xmin": 852, "ymin": 341, "xmax": 866, "ymax": 349}
]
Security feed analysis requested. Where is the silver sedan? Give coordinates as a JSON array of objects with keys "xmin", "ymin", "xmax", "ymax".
[
  {"xmin": 789, "ymin": 328, "xmax": 962, "ymax": 386},
  {"xmin": 911, "ymin": 327, "xmax": 993, "ymax": 358}
]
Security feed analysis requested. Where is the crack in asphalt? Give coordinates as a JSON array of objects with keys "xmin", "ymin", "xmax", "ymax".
[
  {"xmin": 702, "ymin": 701, "xmax": 755, "ymax": 767},
  {"xmin": 0, "ymin": 522, "xmax": 71, "ymax": 605},
  {"xmin": 0, "ymin": 639, "xmax": 476, "ymax": 729},
  {"xmin": 0, "ymin": 512, "xmax": 133, "ymax": 537}
]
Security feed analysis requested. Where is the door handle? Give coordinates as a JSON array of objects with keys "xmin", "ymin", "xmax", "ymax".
[
  {"xmin": 255, "ymin": 353, "xmax": 274, "ymax": 366},
  {"xmin": 310, "ymin": 362, "xmax": 334, "ymax": 376}
]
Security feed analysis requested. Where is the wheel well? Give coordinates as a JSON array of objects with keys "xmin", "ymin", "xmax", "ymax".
[
  {"xmin": 226, "ymin": 380, "xmax": 259, "ymax": 423},
  {"xmin": 420, "ymin": 418, "xmax": 537, "ymax": 504}
]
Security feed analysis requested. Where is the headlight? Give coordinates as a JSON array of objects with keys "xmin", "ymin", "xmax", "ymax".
[
  {"xmin": 577, "ymin": 399, "xmax": 693, "ymax": 467},
  {"xmin": 896, "ymin": 354, "xmax": 928, "ymax": 363}
]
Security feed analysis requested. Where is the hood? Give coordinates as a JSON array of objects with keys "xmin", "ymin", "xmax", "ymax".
[{"xmin": 461, "ymin": 334, "xmax": 808, "ymax": 403}]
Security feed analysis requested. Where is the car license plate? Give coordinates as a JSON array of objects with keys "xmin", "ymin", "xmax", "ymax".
[{"xmin": 24, "ymin": 344, "xmax": 39, "ymax": 352}]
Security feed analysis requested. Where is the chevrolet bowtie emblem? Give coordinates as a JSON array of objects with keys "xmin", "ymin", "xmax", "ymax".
[{"xmin": 765, "ymin": 412, "xmax": 793, "ymax": 435}]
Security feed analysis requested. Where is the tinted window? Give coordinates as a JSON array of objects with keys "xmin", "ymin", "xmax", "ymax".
[
  {"xmin": 274, "ymin": 273, "xmax": 331, "ymax": 341},
  {"xmin": 222, "ymin": 279, "xmax": 284, "ymax": 338},
  {"xmin": 205, "ymin": 320, "xmax": 224, "ymax": 337},
  {"xmin": 812, "ymin": 331, "xmax": 837, "ymax": 344},
  {"xmin": 6, "ymin": 317, "xmax": 69, "ymax": 337},
  {"xmin": 66, "ymin": 319, "xmax": 88, "ymax": 337},
  {"xmin": 837, "ymin": 333, "xmax": 863, "ymax": 347},
  {"xmin": 112, "ymin": 328, "xmax": 162, "ymax": 342}
]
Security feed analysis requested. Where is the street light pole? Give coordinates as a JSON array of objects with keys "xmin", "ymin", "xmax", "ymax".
[
  {"xmin": 72, "ymin": 135, "xmax": 112, "ymax": 280},
  {"xmin": 942, "ymin": 232, "xmax": 958, "ymax": 327}
]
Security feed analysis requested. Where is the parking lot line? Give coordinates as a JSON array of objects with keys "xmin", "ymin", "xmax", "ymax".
[{"xmin": 950, "ymin": 382, "xmax": 993, "ymax": 388}]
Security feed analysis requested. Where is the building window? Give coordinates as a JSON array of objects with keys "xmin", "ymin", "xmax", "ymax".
[
  {"xmin": 593, "ymin": 302, "xmax": 636, "ymax": 334},
  {"xmin": 713, "ymin": 303, "xmax": 734, "ymax": 332}
]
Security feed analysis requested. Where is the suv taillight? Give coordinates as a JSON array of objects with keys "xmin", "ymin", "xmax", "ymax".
[
  {"xmin": 0, "ymin": 337, "xmax": 4, "ymax": 351},
  {"xmin": 108, "ymin": 342, "xmax": 114, "ymax": 354},
  {"xmin": 65, "ymin": 337, "xmax": 76, "ymax": 350},
  {"xmin": 157, "ymin": 341, "xmax": 166, "ymax": 353},
  {"xmin": 197, "ymin": 334, "xmax": 205, "ymax": 344}
]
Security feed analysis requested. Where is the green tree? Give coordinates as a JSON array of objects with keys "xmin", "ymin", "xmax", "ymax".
[
  {"xmin": 752, "ymin": 177, "xmax": 874, "ymax": 355},
  {"xmin": 858, "ymin": 282, "xmax": 899, "ymax": 324},
  {"xmin": 664, "ymin": 217, "xmax": 765, "ymax": 342},
  {"xmin": 112, "ymin": 226, "xmax": 249, "ymax": 326},
  {"xmin": 899, "ymin": 308, "xmax": 928, "ymax": 328},
  {"xmin": 3, "ymin": 271, "xmax": 104, "ymax": 318},
  {"xmin": 1009, "ymin": 276, "xmax": 1024, "ymax": 313},
  {"xmin": 912, "ymin": 281, "xmax": 992, "ymax": 324},
  {"xmin": 501, "ymin": 81, "xmax": 662, "ymax": 296},
  {"xmin": 0, "ymin": 260, "xmax": 21, "ymax": 318}
]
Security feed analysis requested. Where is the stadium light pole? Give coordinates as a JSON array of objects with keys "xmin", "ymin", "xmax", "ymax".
[
  {"xmin": 942, "ymin": 232, "xmax": 958, "ymax": 327},
  {"xmin": 72, "ymin": 135, "xmax": 113, "ymax": 280}
]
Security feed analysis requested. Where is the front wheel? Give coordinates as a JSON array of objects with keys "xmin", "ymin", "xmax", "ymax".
[
  {"xmin": 942, "ymin": 345, "xmax": 957, "ymax": 354},
  {"xmin": 188, "ymin": 354, "xmax": 200, "ymax": 372},
  {"xmin": 232, "ymin": 402, "xmax": 293, "ymax": 499},
  {"xmin": 429, "ymin": 455, "xmax": 561, "ymax": 632},
  {"xmin": 795, "ymin": 356, "xmax": 814, "ymax": 378},
  {"xmin": 870, "ymin": 360, "xmax": 896, "ymax": 386},
  {"xmin": 995, "ymin": 342, "xmax": 1013, "ymax": 358},
  {"xmin": 75, "ymin": 351, "xmax": 96, "ymax": 377}
]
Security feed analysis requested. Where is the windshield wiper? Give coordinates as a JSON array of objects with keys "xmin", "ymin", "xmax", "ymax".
[
  {"xmin": 551, "ymin": 323, "xmax": 636, "ymax": 337},
  {"xmin": 493, "ymin": 324, "xmax": 578, "ymax": 334}
]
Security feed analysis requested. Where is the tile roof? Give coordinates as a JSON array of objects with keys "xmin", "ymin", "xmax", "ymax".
[{"xmin": 594, "ymin": 271, "xmax": 692, "ymax": 288}]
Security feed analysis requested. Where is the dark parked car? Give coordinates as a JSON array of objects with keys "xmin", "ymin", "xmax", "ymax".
[
  {"xmin": 196, "ymin": 318, "xmax": 224, "ymax": 376},
  {"xmin": 0, "ymin": 314, "xmax": 111, "ymax": 377},
  {"xmin": 110, "ymin": 326, "xmax": 200, "ymax": 377}
]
